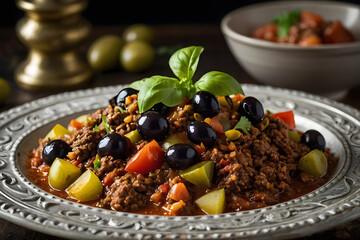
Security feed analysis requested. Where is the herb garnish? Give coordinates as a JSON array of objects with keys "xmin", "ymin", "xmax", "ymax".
[
  {"xmin": 117, "ymin": 106, "xmax": 124, "ymax": 113},
  {"xmin": 129, "ymin": 46, "xmax": 244, "ymax": 113},
  {"xmin": 102, "ymin": 116, "xmax": 110, "ymax": 134},
  {"xmin": 271, "ymin": 9, "xmax": 301, "ymax": 37},
  {"xmin": 94, "ymin": 154, "xmax": 101, "ymax": 170},
  {"xmin": 234, "ymin": 116, "xmax": 251, "ymax": 135},
  {"xmin": 93, "ymin": 125, "xmax": 99, "ymax": 130}
]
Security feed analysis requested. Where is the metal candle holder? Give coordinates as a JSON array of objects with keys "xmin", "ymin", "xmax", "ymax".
[{"xmin": 15, "ymin": 0, "xmax": 93, "ymax": 90}]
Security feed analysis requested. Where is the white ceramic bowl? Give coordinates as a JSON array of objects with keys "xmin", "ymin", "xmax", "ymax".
[{"xmin": 221, "ymin": 0, "xmax": 360, "ymax": 99}]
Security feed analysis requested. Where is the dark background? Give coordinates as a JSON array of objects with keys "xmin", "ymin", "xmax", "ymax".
[{"xmin": 3, "ymin": 0, "xmax": 360, "ymax": 27}]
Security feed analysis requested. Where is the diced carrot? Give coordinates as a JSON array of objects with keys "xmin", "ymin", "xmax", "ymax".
[
  {"xmin": 150, "ymin": 191, "xmax": 163, "ymax": 203},
  {"xmin": 301, "ymin": 11, "xmax": 323, "ymax": 28},
  {"xmin": 298, "ymin": 35, "xmax": 322, "ymax": 46},
  {"xmin": 210, "ymin": 116, "xmax": 224, "ymax": 134},
  {"xmin": 323, "ymin": 21, "xmax": 355, "ymax": 44},
  {"xmin": 103, "ymin": 170, "xmax": 119, "ymax": 186},
  {"xmin": 169, "ymin": 200, "xmax": 186, "ymax": 215},
  {"xmin": 167, "ymin": 183, "xmax": 189, "ymax": 202},
  {"xmin": 204, "ymin": 118, "xmax": 211, "ymax": 125},
  {"xmin": 67, "ymin": 152, "xmax": 77, "ymax": 160},
  {"xmin": 195, "ymin": 143, "xmax": 206, "ymax": 155},
  {"xmin": 69, "ymin": 120, "xmax": 83, "ymax": 130},
  {"xmin": 71, "ymin": 160, "xmax": 80, "ymax": 167}
]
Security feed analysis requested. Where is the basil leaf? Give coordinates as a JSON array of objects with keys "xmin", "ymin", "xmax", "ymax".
[
  {"xmin": 138, "ymin": 76, "xmax": 186, "ymax": 113},
  {"xmin": 271, "ymin": 9, "xmax": 301, "ymax": 37},
  {"xmin": 195, "ymin": 71, "xmax": 244, "ymax": 96},
  {"xmin": 128, "ymin": 78, "xmax": 146, "ymax": 90},
  {"xmin": 94, "ymin": 154, "xmax": 101, "ymax": 170},
  {"xmin": 234, "ymin": 116, "xmax": 251, "ymax": 135},
  {"xmin": 169, "ymin": 46, "xmax": 204, "ymax": 81}
]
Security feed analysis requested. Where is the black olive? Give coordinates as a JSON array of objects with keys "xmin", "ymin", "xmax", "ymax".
[
  {"xmin": 137, "ymin": 111, "xmax": 170, "ymax": 142},
  {"xmin": 192, "ymin": 91, "xmax": 220, "ymax": 118},
  {"xmin": 186, "ymin": 121, "xmax": 217, "ymax": 149},
  {"xmin": 165, "ymin": 143, "xmax": 198, "ymax": 170},
  {"xmin": 42, "ymin": 139, "xmax": 72, "ymax": 166},
  {"xmin": 148, "ymin": 102, "xmax": 169, "ymax": 116},
  {"xmin": 114, "ymin": 88, "xmax": 139, "ymax": 106},
  {"xmin": 301, "ymin": 129, "xmax": 326, "ymax": 151},
  {"xmin": 238, "ymin": 96, "xmax": 264, "ymax": 125},
  {"xmin": 97, "ymin": 132, "xmax": 128, "ymax": 159}
]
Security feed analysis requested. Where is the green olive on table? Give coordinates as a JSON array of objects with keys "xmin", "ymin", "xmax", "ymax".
[
  {"xmin": 123, "ymin": 24, "xmax": 154, "ymax": 43},
  {"xmin": 119, "ymin": 41, "xmax": 155, "ymax": 72},
  {"xmin": 87, "ymin": 35, "xmax": 124, "ymax": 71},
  {"xmin": 0, "ymin": 77, "xmax": 10, "ymax": 105}
]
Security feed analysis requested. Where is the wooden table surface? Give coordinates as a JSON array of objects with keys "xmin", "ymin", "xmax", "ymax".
[{"xmin": 0, "ymin": 24, "xmax": 359, "ymax": 240}]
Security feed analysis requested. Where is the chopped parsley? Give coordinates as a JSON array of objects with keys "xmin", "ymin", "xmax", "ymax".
[
  {"xmin": 93, "ymin": 125, "xmax": 99, "ymax": 130},
  {"xmin": 234, "ymin": 116, "xmax": 252, "ymax": 135},
  {"xmin": 271, "ymin": 9, "xmax": 301, "ymax": 37}
]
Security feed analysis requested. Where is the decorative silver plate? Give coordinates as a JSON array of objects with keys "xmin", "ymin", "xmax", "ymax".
[{"xmin": 0, "ymin": 84, "xmax": 360, "ymax": 240}]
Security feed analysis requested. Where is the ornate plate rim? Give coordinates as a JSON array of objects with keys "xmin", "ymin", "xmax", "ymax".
[{"xmin": 0, "ymin": 84, "xmax": 360, "ymax": 240}]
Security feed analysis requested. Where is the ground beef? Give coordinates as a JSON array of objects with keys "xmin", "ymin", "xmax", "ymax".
[
  {"xmin": 205, "ymin": 117, "xmax": 313, "ymax": 207},
  {"xmin": 102, "ymin": 164, "xmax": 176, "ymax": 212},
  {"xmin": 29, "ymin": 95, "xmax": 339, "ymax": 216},
  {"xmin": 69, "ymin": 128, "xmax": 103, "ymax": 162}
]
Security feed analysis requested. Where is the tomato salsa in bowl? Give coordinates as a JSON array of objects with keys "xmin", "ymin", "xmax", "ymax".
[{"xmin": 26, "ymin": 46, "xmax": 339, "ymax": 216}]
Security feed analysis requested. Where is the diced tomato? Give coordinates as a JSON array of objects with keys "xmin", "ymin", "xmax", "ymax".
[
  {"xmin": 232, "ymin": 93, "xmax": 246, "ymax": 103},
  {"xmin": 210, "ymin": 116, "xmax": 224, "ymax": 134},
  {"xmin": 158, "ymin": 183, "xmax": 170, "ymax": 194},
  {"xmin": 125, "ymin": 140, "xmax": 164, "ymax": 174},
  {"xmin": 270, "ymin": 110, "xmax": 296, "ymax": 130},
  {"xmin": 323, "ymin": 21, "xmax": 355, "ymax": 44},
  {"xmin": 219, "ymin": 159, "xmax": 230, "ymax": 166},
  {"xmin": 167, "ymin": 183, "xmax": 189, "ymax": 202},
  {"xmin": 69, "ymin": 120, "xmax": 83, "ymax": 130},
  {"xmin": 300, "ymin": 11, "xmax": 323, "ymax": 28},
  {"xmin": 251, "ymin": 23, "xmax": 278, "ymax": 42}
]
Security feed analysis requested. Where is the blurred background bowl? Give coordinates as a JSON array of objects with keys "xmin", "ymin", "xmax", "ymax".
[{"xmin": 221, "ymin": 0, "xmax": 360, "ymax": 99}]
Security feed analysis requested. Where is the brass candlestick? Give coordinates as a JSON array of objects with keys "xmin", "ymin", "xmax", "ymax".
[{"xmin": 15, "ymin": 0, "xmax": 93, "ymax": 90}]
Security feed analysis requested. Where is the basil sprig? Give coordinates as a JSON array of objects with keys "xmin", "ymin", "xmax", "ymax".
[
  {"xmin": 129, "ymin": 46, "xmax": 244, "ymax": 113},
  {"xmin": 271, "ymin": 9, "xmax": 301, "ymax": 37}
]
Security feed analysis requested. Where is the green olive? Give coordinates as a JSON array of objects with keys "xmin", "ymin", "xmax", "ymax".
[
  {"xmin": 87, "ymin": 35, "xmax": 124, "ymax": 71},
  {"xmin": 0, "ymin": 77, "xmax": 10, "ymax": 105},
  {"xmin": 119, "ymin": 41, "xmax": 155, "ymax": 72},
  {"xmin": 123, "ymin": 24, "xmax": 154, "ymax": 43}
]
